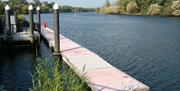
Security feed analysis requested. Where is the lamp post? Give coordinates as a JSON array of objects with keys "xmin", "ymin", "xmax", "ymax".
[
  {"xmin": 28, "ymin": 5, "xmax": 34, "ymax": 44},
  {"xmin": 37, "ymin": 6, "xmax": 41, "ymax": 34}
]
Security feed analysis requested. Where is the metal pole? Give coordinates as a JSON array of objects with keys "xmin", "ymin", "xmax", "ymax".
[
  {"xmin": 5, "ymin": 5, "xmax": 11, "ymax": 42},
  {"xmin": 37, "ymin": 6, "xmax": 41, "ymax": 34},
  {"xmin": 53, "ymin": 3, "xmax": 61, "ymax": 60},
  {"xmin": 29, "ymin": 5, "xmax": 34, "ymax": 44}
]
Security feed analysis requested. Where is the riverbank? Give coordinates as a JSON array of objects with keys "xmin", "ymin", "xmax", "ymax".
[
  {"xmin": 101, "ymin": 12, "xmax": 180, "ymax": 17},
  {"xmin": 97, "ymin": 0, "xmax": 180, "ymax": 17}
]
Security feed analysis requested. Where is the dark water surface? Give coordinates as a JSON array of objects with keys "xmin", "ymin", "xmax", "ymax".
[
  {"xmin": 0, "ymin": 42, "xmax": 54, "ymax": 91},
  {"xmin": 33, "ymin": 12, "xmax": 180, "ymax": 91}
]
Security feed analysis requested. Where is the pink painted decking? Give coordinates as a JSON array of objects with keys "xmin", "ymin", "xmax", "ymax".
[{"xmin": 41, "ymin": 27, "xmax": 150, "ymax": 91}]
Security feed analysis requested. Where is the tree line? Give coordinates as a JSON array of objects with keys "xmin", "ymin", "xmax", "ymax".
[
  {"xmin": 0, "ymin": 0, "xmax": 94, "ymax": 14},
  {"xmin": 97, "ymin": 0, "xmax": 180, "ymax": 16}
]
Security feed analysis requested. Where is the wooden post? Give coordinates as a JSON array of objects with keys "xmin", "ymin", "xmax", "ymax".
[
  {"xmin": 14, "ymin": 10, "xmax": 18, "ymax": 33},
  {"xmin": 37, "ymin": 6, "xmax": 41, "ymax": 34},
  {"xmin": 29, "ymin": 5, "xmax": 34, "ymax": 44},
  {"xmin": 5, "ymin": 5, "xmax": 11, "ymax": 42},
  {"xmin": 53, "ymin": 3, "xmax": 62, "ymax": 60}
]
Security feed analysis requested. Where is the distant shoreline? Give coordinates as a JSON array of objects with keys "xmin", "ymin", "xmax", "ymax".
[{"xmin": 101, "ymin": 13, "xmax": 180, "ymax": 17}]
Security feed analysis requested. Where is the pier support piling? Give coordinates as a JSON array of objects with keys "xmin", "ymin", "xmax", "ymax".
[
  {"xmin": 29, "ymin": 5, "xmax": 34, "ymax": 44},
  {"xmin": 5, "ymin": 5, "xmax": 12, "ymax": 43},
  {"xmin": 37, "ymin": 6, "xmax": 41, "ymax": 34},
  {"xmin": 53, "ymin": 3, "xmax": 62, "ymax": 61}
]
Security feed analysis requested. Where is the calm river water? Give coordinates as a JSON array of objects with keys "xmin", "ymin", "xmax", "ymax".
[{"xmin": 36, "ymin": 12, "xmax": 180, "ymax": 91}]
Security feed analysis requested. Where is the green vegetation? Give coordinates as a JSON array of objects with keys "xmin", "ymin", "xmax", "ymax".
[
  {"xmin": 98, "ymin": 0, "xmax": 180, "ymax": 16},
  {"xmin": 30, "ymin": 58, "xmax": 90, "ymax": 91},
  {"xmin": 60, "ymin": 6, "xmax": 94, "ymax": 13},
  {"xmin": 0, "ymin": 58, "xmax": 90, "ymax": 91},
  {"xmin": 17, "ymin": 15, "xmax": 29, "ymax": 27},
  {"xmin": 0, "ymin": 0, "xmax": 94, "ymax": 33},
  {"xmin": 0, "ymin": 0, "xmax": 94, "ymax": 14}
]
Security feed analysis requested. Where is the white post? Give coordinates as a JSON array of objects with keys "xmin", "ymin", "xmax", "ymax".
[
  {"xmin": 37, "ymin": 6, "xmax": 41, "ymax": 34},
  {"xmin": 5, "ymin": 5, "xmax": 11, "ymax": 43},
  {"xmin": 28, "ymin": 5, "xmax": 34, "ymax": 44},
  {"xmin": 53, "ymin": 3, "xmax": 62, "ymax": 60}
]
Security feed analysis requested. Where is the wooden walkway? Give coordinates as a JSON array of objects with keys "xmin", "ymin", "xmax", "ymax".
[
  {"xmin": 41, "ymin": 27, "xmax": 150, "ymax": 91},
  {"xmin": 0, "ymin": 31, "xmax": 40, "ymax": 46}
]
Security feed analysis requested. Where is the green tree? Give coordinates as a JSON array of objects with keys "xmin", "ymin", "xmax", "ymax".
[
  {"xmin": 103, "ymin": 0, "xmax": 111, "ymax": 8},
  {"xmin": 8, "ymin": 0, "xmax": 27, "ymax": 10},
  {"xmin": 147, "ymin": 3, "xmax": 163, "ymax": 15},
  {"xmin": 0, "ymin": 0, "xmax": 4, "ymax": 14},
  {"xmin": 116, "ymin": 0, "xmax": 131, "ymax": 8},
  {"xmin": 33, "ymin": 0, "xmax": 40, "ymax": 5},
  {"xmin": 126, "ymin": 1, "xmax": 139, "ymax": 13},
  {"xmin": 96, "ymin": 7, "xmax": 100, "ymax": 13}
]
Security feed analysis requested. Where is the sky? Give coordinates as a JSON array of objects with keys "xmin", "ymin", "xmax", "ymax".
[{"xmin": 29, "ymin": 0, "xmax": 115, "ymax": 8}]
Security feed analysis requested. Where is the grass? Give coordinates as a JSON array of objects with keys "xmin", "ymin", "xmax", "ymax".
[{"xmin": 29, "ymin": 58, "xmax": 91, "ymax": 91}]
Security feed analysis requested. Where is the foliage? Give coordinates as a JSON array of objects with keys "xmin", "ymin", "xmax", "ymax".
[
  {"xmin": 171, "ymin": 0, "xmax": 180, "ymax": 11},
  {"xmin": 60, "ymin": 6, "xmax": 94, "ymax": 13},
  {"xmin": 116, "ymin": 0, "xmax": 131, "ymax": 8},
  {"xmin": 33, "ymin": 0, "xmax": 40, "ymax": 6},
  {"xmin": 96, "ymin": 7, "xmax": 101, "ymax": 13},
  {"xmin": 104, "ymin": 6, "xmax": 125, "ymax": 14},
  {"xmin": 172, "ymin": 10, "xmax": 180, "ymax": 16},
  {"xmin": 147, "ymin": 4, "xmax": 163, "ymax": 15},
  {"xmin": 0, "ymin": 0, "xmax": 5, "ymax": 15},
  {"xmin": 126, "ymin": 1, "xmax": 139, "ymax": 13},
  {"xmin": 100, "ymin": 0, "xmax": 180, "ymax": 16},
  {"xmin": 8, "ymin": 0, "xmax": 27, "ymax": 14},
  {"xmin": 0, "ymin": 0, "xmax": 94, "ymax": 14},
  {"xmin": 103, "ymin": 0, "xmax": 111, "ymax": 8},
  {"xmin": 30, "ymin": 59, "xmax": 90, "ymax": 91},
  {"xmin": 19, "ymin": 5, "xmax": 28, "ymax": 14},
  {"xmin": 171, "ymin": 0, "xmax": 180, "ymax": 16},
  {"xmin": 17, "ymin": 15, "xmax": 29, "ymax": 27}
]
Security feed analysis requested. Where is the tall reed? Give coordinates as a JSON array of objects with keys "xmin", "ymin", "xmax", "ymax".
[{"xmin": 30, "ymin": 58, "xmax": 90, "ymax": 91}]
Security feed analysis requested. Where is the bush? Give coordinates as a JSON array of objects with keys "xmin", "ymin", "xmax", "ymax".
[
  {"xmin": 103, "ymin": 0, "xmax": 111, "ymax": 8},
  {"xmin": 147, "ymin": 3, "xmax": 162, "ymax": 15},
  {"xmin": 17, "ymin": 15, "xmax": 29, "ymax": 27},
  {"xmin": 171, "ymin": 0, "xmax": 180, "ymax": 11},
  {"xmin": 171, "ymin": 0, "xmax": 180, "ymax": 16},
  {"xmin": 172, "ymin": 10, "xmax": 180, "ymax": 16},
  {"xmin": 126, "ymin": 1, "xmax": 139, "ymax": 13},
  {"xmin": 104, "ymin": 6, "xmax": 125, "ymax": 14},
  {"xmin": 161, "ymin": 4, "xmax": 172, "ymax": 15},
  {"xmin": 30, "ymin": 59, "xmax": 90, "ymax": 91}
]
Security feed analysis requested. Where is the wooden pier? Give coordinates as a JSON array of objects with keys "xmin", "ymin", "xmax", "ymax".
[
  {"xmin": 0, "ymin": 5, "xmax": 40, "ymax": 47},
  {"xmin": 41, "ymin": 27, "xmax": 150, "ymax": 91}
]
